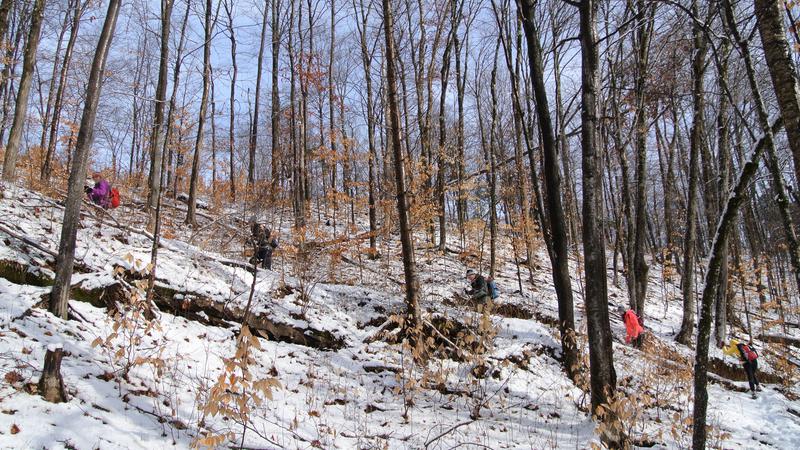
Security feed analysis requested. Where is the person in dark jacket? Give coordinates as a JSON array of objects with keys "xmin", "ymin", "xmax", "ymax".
[
  {"xmin": 248, "ymin": 223, "xmax": 279, "ymax": 270},
  {"xmin": 465, "ymin": 269, "xmax": 490, "ymax": 304},
  {"xmin": 260, "ymin": 228, "xmax": 279, "ymax": 270}
]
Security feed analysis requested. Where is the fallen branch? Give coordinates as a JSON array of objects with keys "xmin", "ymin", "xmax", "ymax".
[
  {"xmin": 424, "ymin": 420, "xmax": 475, "ymax": 448},
  {"xmin": 757, "ymin": 333, "xmax": 800, "ymax": 348},
  {"xmin": 0, "ymin": 222, "xmax": 58, "ymax": 258}
]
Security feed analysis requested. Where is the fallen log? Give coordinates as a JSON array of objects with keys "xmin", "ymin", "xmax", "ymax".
[{"xmin": 757, "ymin": 333, "xmax": 800, "ymax": 348}]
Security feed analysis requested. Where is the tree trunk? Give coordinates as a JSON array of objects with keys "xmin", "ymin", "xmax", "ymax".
[
  {"xmin": 455, "ymin": 15, "xmax": 467, "ymax": 245},
  {"xmin": 42, "ymin": 0, "xmax": 84, "ymax": 182},
  {"xmin": 1, "ymin": 0, "xmax": 45, "ymax": 181},
  {"xmin": 146, "ymin": 0, "xmax": 174, "ymax": 228},
  {"xmin": 713, "ymin": 41, "xmax": 731, "ymax": 346},
  {"xmin": 162, "ymin": 1, "xmax": 191, "ymax": 201},
  {"xmin": 223, "ymin": 0, "xmax": 237, "ymax": 200},
  {"xmin": 726, "ymin": 0, "xmax": 800, "ymax": 294},
  {"xmin": 436, "ymin": 12, "xmax": 454, "ymax": 253},
  {"xmin": 691, "ymin": 116, "xmax": 781, "ymax": 450},
  {"xmin": 578, "ymin": 0, "xmax": 617, "ymax": 417},
  {"xmin": 0, "ymin": 0, "xmax": 14, "ymax": 51},
  {"xmin": 39, "ymin": 347, "xmax": 67, "ymax": 403},
  {"xmin": 755, "ymin": 0, "xmax": 800, "ymax": 188},
  {"xmin": 487, "ymin": 42, "xmax": 499, "ymax": 277},
  {"xmin": 382, "ymin": 0, "xmax": 421, "ymax": 330},
  {"xmin": 249, "ymin": 0, "xmax": 269, "ymax": 187},
  {"xmin": 517, "ymin": 0, "xmax": 579, "ymax": 382},
  {"xmin": 327, "ymin": 0, "xmax": 337, "ymax": 226},
  {"xmin": 210, "ymin": 66, "xmax": 218, "ymax": 195},
  {"xmin": 49, "ymin": 0, "xmax": 122, "ymax": 319},
  {"xmin": 676, "ymin": 0, "xmax": 707, "ymax": 346},
  {"xmin": 0, "ymin": 2, "xmax": 27, "ymax": 145},
  {"xmin": 355, "ymin": 0, "xmax": 378, "ymax": 257},
  {"xmin": 38, "ymin": 4, "xmax": 71, "ymax": 168},
  {"xmin": 270, "ymin": 0, "xmax": 281, "ymax": 189},
  {"xmin": 630, "ymin": 0, "xmax": 654, "ymax": 318},
  {"xmin": 186, "ymin": 0, "xmax": 213, "ymax": 226}
]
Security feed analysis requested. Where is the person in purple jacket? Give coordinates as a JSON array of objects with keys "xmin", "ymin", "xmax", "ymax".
[{"xmin": 85, "ymin": 172, "xmax": 111, "ymax": 208}]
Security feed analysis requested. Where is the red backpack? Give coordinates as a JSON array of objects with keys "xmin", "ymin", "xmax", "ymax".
[
  {"xmin": 110, "ymin": 187, "xmax": 120, "ymax": 208},
  {"xmin": 740, "ymin": 344, "xmax": 758, "ymax": 362}
]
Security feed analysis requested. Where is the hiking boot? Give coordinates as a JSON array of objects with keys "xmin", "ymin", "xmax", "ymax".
[
  {"xmin": 756, "ymin": 385, "xmax": 763, "ymax": 392},
  {"xmin": 751, "ymin": 392, "xmax": 757, "ymax": 399}
]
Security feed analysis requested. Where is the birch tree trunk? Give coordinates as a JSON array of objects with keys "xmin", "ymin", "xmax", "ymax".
[
  {"xmin": 755, "ymin": 0, "xmax": 800, "ymax": 187},
  {"xmin": 692, "ymin": 117, "xmax": 782, "ymax": 450}
]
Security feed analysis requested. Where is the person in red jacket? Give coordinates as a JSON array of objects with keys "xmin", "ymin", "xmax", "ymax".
[{"xmin": 621, "ymin": 307, "xmax": 644, "ymax": 347}]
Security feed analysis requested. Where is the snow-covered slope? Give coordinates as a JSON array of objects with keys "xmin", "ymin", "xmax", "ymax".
[{"xmin": 1, "ymin": 184, "xmax": 799, "ymax": 449}]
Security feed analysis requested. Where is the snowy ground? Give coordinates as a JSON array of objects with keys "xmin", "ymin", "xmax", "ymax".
[{"xmin": 1, "ymin": 183, "xmax": 799, "ymax": 449}]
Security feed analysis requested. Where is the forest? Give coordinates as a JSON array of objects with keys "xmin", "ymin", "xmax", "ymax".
[{"xmin": 1, "ymin": 0, "xmax": 800, "ymax": 448}]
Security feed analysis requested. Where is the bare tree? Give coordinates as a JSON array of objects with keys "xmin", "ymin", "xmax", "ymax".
[
  {"xmin": 0, "ymin": 0, "xmax": 13, "ymax": 48},
  {"xmin": 355, "ymin": 0, "xmax": 379, "ymax": 256},
  {"xmin": 516, "ymin": 0, "xmax": 579, "ymax": 381},
  {"xmin": 49, "ymin": 0, "xmax": 122, "ymax": 319},
  {"xmin": 146, "ymin": 0, "xmax": 174, "ymax": 228},
  {"xmin": 163, "ymin": 1, "xmax": 191, "ymax": 198},
  {"xmin": 186, "ymin": 0, "xmax": 215, "ymax": 226},
  {"xmin": 578, "ymin": 0, "xmax": 617, "ymax": 421},
  {"xmin": 382, "ymin": 0, "xmax": 421, "ymax": 330},
  {"xmin": 676, "ymin": 0, "xmax": 708, "ymax": 346},
  {"xmin": 42, "ymin": 0, "xmax": 86, "ymax": 181},
  {"xmin": 270, "ymin": 0, "xmax": 282, "ymax": 187},
  {"xmin": 249, "ymin": 0, "xmax": 269, "ymax": 187},
  {"xmin": 629, "ymin": 0, "xmax": 655, "ymax": 318},
  {"xmin": 755, "ymin": 0, "xmax": 800, "ymax": 188},
  {"xmin": 1, "ymin": 0, "xmax": 45, "ymax": 181},
  {"xmin": 223, "ymin": 0, "xmax": 237, "ymax": 200}
]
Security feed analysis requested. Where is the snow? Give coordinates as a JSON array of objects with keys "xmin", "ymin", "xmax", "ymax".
[{"xmin": 0, "ymin": 186, "xmax": 798, "ymax": 449}]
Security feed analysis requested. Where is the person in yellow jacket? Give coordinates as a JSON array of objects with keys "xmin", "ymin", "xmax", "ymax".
[{"xmin": 722, "ymin": 338, "xmax": 761, "ymax": 398}]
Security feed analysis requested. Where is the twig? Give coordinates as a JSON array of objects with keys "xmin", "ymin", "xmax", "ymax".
[{"xmin": 424, "ymin": 420, "xmax": 475, "ymax": 448}]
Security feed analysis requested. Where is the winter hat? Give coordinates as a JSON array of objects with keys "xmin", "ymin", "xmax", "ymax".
[{"xmin": 465, "ymin": 269, "xmax": 477, "ymax": 277}]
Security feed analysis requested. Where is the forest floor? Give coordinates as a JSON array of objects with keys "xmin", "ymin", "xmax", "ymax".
[{"xmin": 0, "ymin": 182, "xmax": 799, "ymax": 449}]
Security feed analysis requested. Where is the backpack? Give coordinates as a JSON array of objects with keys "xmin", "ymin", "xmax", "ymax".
[
  {"xmin": 740, "ymin": 344, "xmax": 758, "ymax": 362},
  {"xmin": 110, "ymin": 187, "xmax": 120, "ymax": 209},
  {"xmin": 486, "ymin": 277, "xmax": 499, "ymax": 299}
]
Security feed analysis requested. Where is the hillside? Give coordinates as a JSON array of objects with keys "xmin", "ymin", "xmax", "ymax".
[{"xmin": 1, "ymin": 183, "xmax": 799, "ymax": 449}]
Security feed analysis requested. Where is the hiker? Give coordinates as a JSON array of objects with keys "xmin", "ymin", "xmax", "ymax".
[
  {"xmin": 620, "ymin": 307, "xmax": 644, "ymax": 346},
  {"xmin": 722, "ymin": 338, "xmax": 761, "ymax": 398},
  {"xmin": 248, "ymin": 224, "xmax": 279, "ymax": 270},
  {"xmin": 84, "ymin": 172, "xmax": 111, "ymax": 208},
  {"xmin": 261, "ymin": 228, "xmax": 279, "ymax": 270},
  {"xmin": 464, "ymin": 269, "xmax": 490, "ymax": 304}
]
